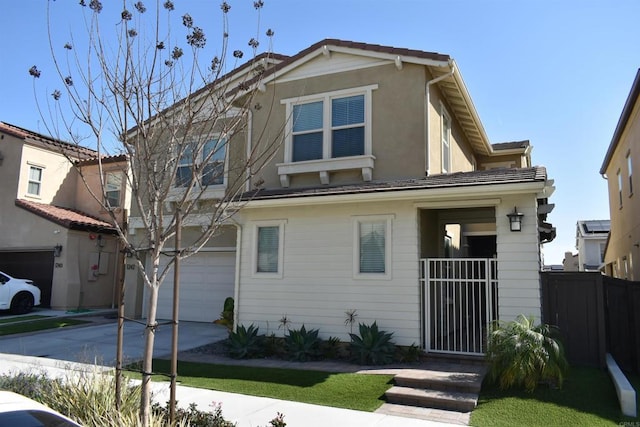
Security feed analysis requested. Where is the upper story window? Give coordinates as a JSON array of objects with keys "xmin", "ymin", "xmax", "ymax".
[
  {"xmin": 617, "ymin": 169, "xmax": 623, "ymax": 207},
  {"xmin": 175, "ymin": 138, "xmax": 226, "ymax": 188},
  {"xmin": 105, "ymin": 172, "xmax": 122, "ymax": 208},
  {"xmin": 278, "ymin": 85, "xmax": 377, "ymax": 187},
  {"xmin": 441, "ymin": 105, "xmax": 451, "ymax": 173},
  {"xmin": 27, "ymin": 165, "xmax": 43, "ymax": 196},
  {"xmin": 627, "ymin": 152, "xmax": 633, "ymax": 196}
]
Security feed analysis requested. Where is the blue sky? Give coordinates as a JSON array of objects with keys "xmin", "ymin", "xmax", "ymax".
[{"xmin": 1, "ymin": 0, "xmax": 639, "ymax": 264}]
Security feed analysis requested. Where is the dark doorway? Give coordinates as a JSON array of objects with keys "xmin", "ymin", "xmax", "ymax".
[
  {"xmin": 0, "ymin": 251, "xmax": 54, "ymax": 307},
  {"xmin": 466, "ymin": 235, "xmax": 496, "ymax": 258}
]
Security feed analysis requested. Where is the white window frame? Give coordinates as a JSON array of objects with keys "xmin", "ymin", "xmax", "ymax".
[
  {"xmin": 352, "ymin": 214, "xmax": 393, "ymax": 280},
  {"xmin": 27, "ymin": 164, "xmax": 44, "ymax": 197},
  {"xmin": 252, "ymin": 220, "xmax": 286, "ymax": 279},
  {"xmin": 627, "ymin": 152, "xmax": 633, "ymax": 196},
  {"xmin": 277, "ymin": 85, "xmax": 378, "ymax": 187},
  {"xmin": 441, "ymin": 104, "xmax": 451, "ymax": 173},
  {"xmin": 104, "ymin": 171, "xmax": 123, "ymax": 208},
  {"xmin": 617, "ymin": 169, "xmax": 623, "ymax": 207},
  {"xmin": 171, "ymin": 136, "xmax": 228, "ymax": 200}
]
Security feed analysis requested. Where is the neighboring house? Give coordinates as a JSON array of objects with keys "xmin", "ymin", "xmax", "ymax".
[
  {"xmin": 125, "ymin": 39, "xmax": 556, "ymax": 357},
  {"xmin": 600, "ymin": 69, "xmax": 640, "ymax": 281},
  {"xmin": 0, "ymin": 122, "xmax": 128, "ymax": 310},
  {"xmin": 574, "ymin": 220, "xmax": 609, "ymax": 271},
  {"xmin": 562, "ymin": 252, "xmax": 579, "ymax": 271}
]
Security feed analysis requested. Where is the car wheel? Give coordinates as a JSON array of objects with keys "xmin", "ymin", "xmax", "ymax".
[{"xmin": 10, "ymin": 292, "xmax": 34, "ymax": 315}]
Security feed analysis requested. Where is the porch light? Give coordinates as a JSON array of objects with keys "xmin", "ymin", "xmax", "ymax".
[
  {"xmin": 507, "ymin": 207, "xmax": 524, "ymax": 232},
  {"xmin": 54, "ymin": 244, "xmax": 63, "ymax": 257}
]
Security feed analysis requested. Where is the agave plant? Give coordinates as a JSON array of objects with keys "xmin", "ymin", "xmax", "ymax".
[
  {"xmin": 349, "ymin": 321, "xmax": 396, "ymax": 365},
  {"xmin": 285, "ymin": 325, "xmax": 321, "ymax": 362},
  {"xmin": 486, "ymin": 314, "xmax": 568, "ymax": 392},
  {"xmin": 227, "ymin": 324, "xmax": 263, "ymax": 359}
]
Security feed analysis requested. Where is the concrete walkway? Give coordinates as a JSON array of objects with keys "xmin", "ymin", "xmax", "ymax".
[{"xmin": 0, "ymin": 310, "xmax": 455, "ymax": 426}]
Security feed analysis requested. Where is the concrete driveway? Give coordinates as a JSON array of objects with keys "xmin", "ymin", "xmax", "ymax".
[{"xmin": 0, "ymin": 310, "xmax": 228, "ymax": 366}]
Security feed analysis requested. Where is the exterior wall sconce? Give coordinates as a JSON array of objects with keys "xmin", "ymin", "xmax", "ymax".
[
  {"xmin": 507, "ymin": 207, "xmax": 524, "ymax": 232},
  {"xmin": 54, "ymin": 244, "xmax": 63, "ymax": 257},
  {"xmin": 97, "ymin": 235, "xmax": 105, "ymax": 248}
]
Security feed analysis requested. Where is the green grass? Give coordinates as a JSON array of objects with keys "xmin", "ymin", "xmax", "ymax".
[
  {"xmin": 0, "ymin": 317, "xmax": 90, "ymax": 336},
  {"xmin": 471, "ymin": 366, "xmax": 640, "ymax": 426},
  {"xmin": 0, "ymin": 315, "xmax": 49, "ymax": 325},
  {"xmin": 129, "ymin": 359, "xmax": 393, "ymax": 412}
]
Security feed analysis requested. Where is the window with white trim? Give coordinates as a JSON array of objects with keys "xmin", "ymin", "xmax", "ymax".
[
  {"xmin": 28, "ymin": 165, "xmax": 43, "ymax": 196},
  {"xmin": 441, "ymin": 105, "xmax": 451, "ymax": 173},
  {"xmin": 627, "ymin": 152, "xmax": 633, "ymax": 196},
  {"xmin": 353, "ymin": 215, "xmax": 392, "ymax": 278},
  {"xmin": 105, "ymin": 172, "xmax": 122, "ymax": 208},
  {"xmin": 253, "ymin": 220, "xmax": 285, "ymax": 277},
  {"xmin": 175, "ymin": 138, "xmax": 226, "ymax": 187},
  {"xmin": 617, "ymin": 169, "xmax": 623, "ymax": 207}
]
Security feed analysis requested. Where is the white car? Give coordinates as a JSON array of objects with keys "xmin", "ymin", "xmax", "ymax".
[
  {"xmin": 0, "ymin": 391, "xmax": 81, "ymax": 426},
  {"xmin": 0, "ymin": 271, "xmax": 41, "ymax": 314}
]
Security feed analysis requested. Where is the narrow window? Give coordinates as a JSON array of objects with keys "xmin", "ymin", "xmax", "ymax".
[
  {"xmin": 359, "ymin": 221, "xmax": 386, "ymax": 273},
  {"xmin": 292, "ymin": 101, "xmax": 323, "ymax": 162},
  {"xmin": 105, "ymin": 172, "xmax": 122, "ymax": 208},
  {"xmin": 332, "ymin": 95, "xmax": 365, "ymax": 158},
  {"xmin": 176, "ymin": 144, "xmax": 194, "ymax": 187},
  {"xmin": 627, "ymin": 153, "xmax": 633, "ymax": 195},
  {"xmin": 28, "ymin": 166, "xmax": 43, "ymax": 196},
  {"xmin": 441, "ymin": 108, "xmax": 451, "ymax": 173},
  {"xmin": 202, "ymin": 138, "xmax": 226, "ymax": 186},
  {"xmin": 257, "ymin": 226, "xmax": 280, "ymax": 273},
  {"xmin": 617, "ymin": 170, "xmax": 623, "ymax": 207}
]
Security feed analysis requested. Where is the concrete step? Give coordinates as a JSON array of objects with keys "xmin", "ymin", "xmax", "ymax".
[
  {"xmin": 385, "ymin": 385, "xmax": 478, "ymax": 412},
  {"xmin": 393, "ymin": 369, "xmax": 484, "ymax": 393},
  {"xmin": 375, "ymin": 403, "xmax": 470, "ymax": 426}
]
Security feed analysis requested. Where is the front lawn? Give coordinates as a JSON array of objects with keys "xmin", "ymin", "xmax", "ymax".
[
  {"xmin": 0, "ymin": 317, "xmax": 90, "ymax": 336},
  {"xmin": 471, "ymin": 366, "xmax": 639, "ymax": 426},
  {"xmin": 0, "ymin": 314, "xmax": 49, "ymax": 325},
  {"xmin": 133, "ymin": 359, "xmax": 393, "ymax": 412}
]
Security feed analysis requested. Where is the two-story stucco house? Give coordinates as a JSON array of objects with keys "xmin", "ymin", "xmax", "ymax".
[
  {"xmin": 126, "ymin": 40, "xmax": 556, "ymax": 357},
  {"xmin": 0, "ymin": 122, "xmax": 129, "ymax": 310},
  {"xmin": 601, "ymin": 69, "xmax": 640, "ymax": 281}
]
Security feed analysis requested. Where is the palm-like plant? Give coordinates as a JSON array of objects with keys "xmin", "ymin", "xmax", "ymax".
[
  {"xmin": 349, "ymin": 321, "xmax": 396, "ymax": 365},
  {"xmin": 486, "ymin": 314, "xmax": 568, "ymax": 392}
]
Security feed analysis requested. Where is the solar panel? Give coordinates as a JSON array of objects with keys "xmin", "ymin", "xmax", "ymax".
[{"xmin": 582, "ymin": 220, "xmax": 610, "ymax": 234}]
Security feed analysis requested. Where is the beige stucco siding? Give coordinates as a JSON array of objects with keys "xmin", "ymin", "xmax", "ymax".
[
  {"xmin": 19, "ymin": 143, "xmax": 76, "ymax": 207},
  {"xmin": 236, "ymin": 200, "xmax": 421, "ymax": 345}
]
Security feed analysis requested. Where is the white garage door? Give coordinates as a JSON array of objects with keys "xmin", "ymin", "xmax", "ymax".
[{"xmin": 151, "ymin": 251, "xmax": 235, "ymax": 322}]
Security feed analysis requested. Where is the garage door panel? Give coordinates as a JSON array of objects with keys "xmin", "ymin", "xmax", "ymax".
[{"xmin": 149, "ymin": 252, "xmax": 235, "ymax": 322}]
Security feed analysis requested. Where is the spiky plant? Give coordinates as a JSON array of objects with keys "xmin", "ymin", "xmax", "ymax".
[
  {"xmin": 285, "ymin": 325, "xmax": 321, "ymax": 362},
  {"xmin": 349, "ymin": 321, "xmax": 396, "ymax": 365},
  {"xmin": 227, "ymin": 324, "xmax": 263, "ymax": 359},
  {"xmin": 486, "ymin": 314, "xmax": 568, "ymax": 392}
]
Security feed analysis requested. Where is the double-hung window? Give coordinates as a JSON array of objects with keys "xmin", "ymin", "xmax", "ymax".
[
  {"xmin": 105, "ymin": 172, "xmax": 122, "ymax": 208},
  {"xmin": 617, "ymin": 170, "xmax": 623, "ymax": 207},
  {"xmin": 27, "ymin": 165, "xmax": 43, "ymax": 196},
  {"xmin": 627, "ymin": 152, "xmax": 633, "ymax": 196},
  {"xmin": 175, "ymin": 138, "xmax": 226, "ymax": 188},
  {"xmin": 353, "ymin": 215, "xmax": 392, "ymax": 279}
]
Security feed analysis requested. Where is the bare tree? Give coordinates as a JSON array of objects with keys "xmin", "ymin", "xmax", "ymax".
[{"xmin": 31, "ymin": 1, "xmax": 280, "ymax": 424}]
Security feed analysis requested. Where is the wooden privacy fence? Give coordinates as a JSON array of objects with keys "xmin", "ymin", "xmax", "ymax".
[
  {"xmin": 602, "ymin": 276, "xmax": 640, "ymax": 374},
  {"xmin": 541, "ymin": 272, "xmax": 606, "ymax": 368}
]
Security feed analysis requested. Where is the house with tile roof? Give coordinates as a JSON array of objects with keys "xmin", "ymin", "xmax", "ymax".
[
  {"xmin": 0, "ymin": 122, "xmax": 128, "ymax": 310},
  {"xmin": 601, "ymin": 69, "xmax": 640, "ymax": 281},
  {"xmin": 125, "ymin": 39, "xmax": 556, "ymax": 356}
]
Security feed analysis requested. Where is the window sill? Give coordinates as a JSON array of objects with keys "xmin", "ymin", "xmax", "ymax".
[
  {"xmin": 276, "ymin": 154, "xmax": 375, "ymax": 187},
  {"xmin": 168, "ymin": 185, "xmax": 226, "ymax": 201}
]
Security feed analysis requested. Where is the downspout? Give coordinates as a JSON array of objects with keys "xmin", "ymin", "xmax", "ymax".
[
  {"xmin": 425, "ymin": 62, "xmax": 455, "ymax": 176},
  {"xmin": 230, "ymin": 217, "xmax": 242, "ymax": 332},
  {"xmin": 245, "ymin": 108, "xmax": 253, "ymax": 192}
]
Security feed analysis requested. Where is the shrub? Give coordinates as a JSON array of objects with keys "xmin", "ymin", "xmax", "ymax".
[
  {"xmin": 263, "ymin": 332, "xmax": 286, "ymax": 358},
  {"xmin": 486, "ymin": 314, "xmax": 569, "ymax": 392},
  {"xmin": 213, "ymin": 297, "xmax": 234, "ymax": 330},
  {"xmin": 227, "ymin": 324, "xmax": 263, "ymax": 359},
  {"xmin": 349, "ymin": 321, "xmax": 396, "ymax": 365},
  {"xmin": 320, "ymin": 336, "xmax": 345, "ymax": 360},
  {"xmin": 395, "ymin": 343, "xmax": 422, "ymax": 363},
  {"xmin": 285, "ymin": 325, "xmax": 321, "ymax": 362},
  {"xmin": 153, "ymin": 401, "xmax": 234, "ymax": 427}
]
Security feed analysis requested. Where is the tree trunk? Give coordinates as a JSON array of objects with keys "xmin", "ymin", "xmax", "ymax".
[{"xmin": 140, "ymin": 284, "xmax": 159, "ymax": 426}]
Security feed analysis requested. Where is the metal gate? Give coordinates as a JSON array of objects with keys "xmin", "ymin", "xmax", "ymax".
[{"xmin": 421, "ymin": 258, "xmax": 498, "ymax": 355}]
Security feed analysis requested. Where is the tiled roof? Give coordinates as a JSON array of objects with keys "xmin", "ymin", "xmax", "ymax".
[
  {"xmin": 0, "ymin": 122, "xmax": 97, "ymax": 159},
  {"xmin": 76, "ymin": 154, "xmax": 128, "ymax": 166},
  {"xmin": 15, "ymin": 199, "xmax": 116, "ymax": 233},
  {"xmin": 240, "ymin": 166, "xmax": 547, "ymax": 201},
  {"xmin": 492, "ymin": 140, "xmax": 530, "ymax": 151}
]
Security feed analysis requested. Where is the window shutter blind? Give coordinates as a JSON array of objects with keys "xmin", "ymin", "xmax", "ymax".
[
  {"xmin": 258, "ymin": 226, "xmax": 279, "ymax": 273},
  {"xmin": 360, "ymin": 222, "xmax": 386, "ymax": 273}
]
